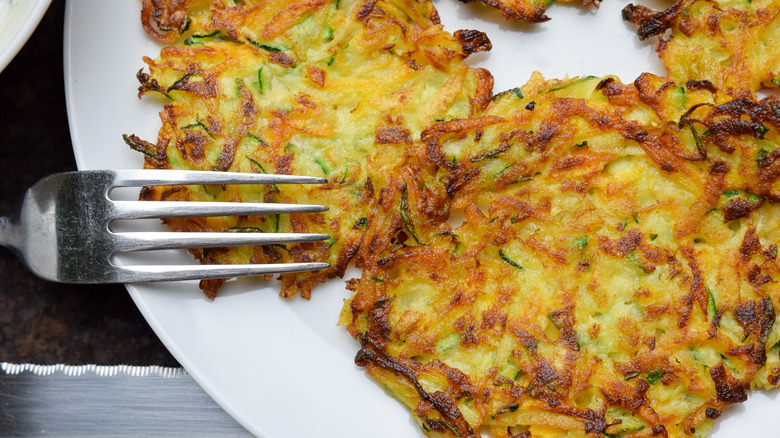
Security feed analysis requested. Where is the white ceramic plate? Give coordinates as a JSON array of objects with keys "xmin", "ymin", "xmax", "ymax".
[
  {"xmin": 0, "ymin": 0, "xmax": 51, "ymax": 73},
  {"xmin": 64, "ymin": 0, "xmax": 778, "ymax": 436}
]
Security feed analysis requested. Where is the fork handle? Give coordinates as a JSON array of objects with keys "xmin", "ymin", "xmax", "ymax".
[{"xmin": 0, "ymin": 216, "xmax": 16, "ymax": 249}]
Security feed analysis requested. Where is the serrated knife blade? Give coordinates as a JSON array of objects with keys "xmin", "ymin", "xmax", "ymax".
[{"xmin": 0, "ymin": 363, "xmax": 253, "ymax": 437}]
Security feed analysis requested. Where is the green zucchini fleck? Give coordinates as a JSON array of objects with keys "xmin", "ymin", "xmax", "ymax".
[
  {"xmin": 688, "ymin": 121, "xmax": 706, "ymax": 158},
  {"xmin": 645, "ymin": 369, "xmax": 663, "ymax": 384},
  {"xmin": 338, "ymin": 165, "xmax": 349, "ymax": 183},
  {"xmin": 179, "ymin": 17, "xmax": 191, "ymax": 34},
  {"xmin": 470, "ymin": 143, "xmax": 511, "ymax": 162},
  {"xmin": 257, "ymin": 67, "xmax": 265, "ymax": 93},
  {"xmin": 202, "ymin": 184, "xmax": 221, "ymax": 199},
  {"xmin": 247, "ymin": 156, "xmax": 280, "ymax": 192},
  {"xmin": 747, "ymin": 192, "xmax": 762, "ymax": 203},
  {"xmin": 435, "ymin": 333, "xmax": 460, "ymax": 353},
  {"xmin": 247, "ymin": 157, "xmax": 267, "ymax": 173},
  {"xmin": 314, "ymin": 158, "xmax": 331, "ymax": 176},
  {"xmin": 499, "ymin": 249, "xmax": 524, "ymax": 270},
  {"xmin": 627, "ymin": 252, "xmax": 649, "ymax": 273},
  {"xmin": 707, "ymin": 288, "xmax": 718, "ymax": 323},
  {"xmin": 181, "ymin": 121, "xmax": 216, "ymax": 139},
  {"xmin": 167, "ymin": 71, "xmax": 195, "ymax": 93},
  {"xmin": 757, "ymin": 123, "xmax": 769, "ymax": 139},
  {"xmin": 184, "ymin": 30, "xmax": 229, "ymax": 45},
  {"xmin": 247, "ymin": 134, "xmax": 266, "ymax": 145},
  {"xmin": 246, "ymin": 37, "xmax": 285, "ymax": 52},
  {"xmin": 757, "ymin": 148, "xmax": 770, "ymax": 167},
  {"xmin": 495, "ymin": 163, "xmax": 513, "ymax": 177},
  {"xmin": 183, "ymin": 36, "xmax": 203, "ymax": 46},
  {"xmin": 122, "ymin": 134, "xmax": 157, "ymax": 158},
  {"xmin": 400, "ymin": 183, "xmax": 424, "ymax": 245},
  {"xmin": 548, "ymin": 76, "xmax": 597, "ymax": 93}
]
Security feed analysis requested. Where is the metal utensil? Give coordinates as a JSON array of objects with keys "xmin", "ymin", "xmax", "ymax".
[
  {"xmin": 0, "ymin": 169, "xmax": 329, "ymax": 283},
  {"xmin": 0, "ymin": 363, "xmax": 252, "ymax": 437}
]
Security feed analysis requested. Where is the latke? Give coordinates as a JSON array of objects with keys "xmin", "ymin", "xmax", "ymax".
[
  {"xmin": 131, "ymin": 0, "xmax": 493, "ymax": 298},
  {"xmin": 342, "ymin": 73, "xmax": 780, "ymax": 437}
]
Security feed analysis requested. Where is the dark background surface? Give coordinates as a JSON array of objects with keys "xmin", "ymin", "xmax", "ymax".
[{"xmin": 0, "ymin": 2, "xmax": 179, "ymax": 367}]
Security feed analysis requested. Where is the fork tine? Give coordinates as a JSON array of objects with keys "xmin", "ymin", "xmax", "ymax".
[
  {"xmin": 116, "ymin": 262, "xmax": 330, "ymax": 283},
  {"xmin": 113, "ymin": 201, "xmax": 328, "ymax": 219},
  {"xmin": 114, "ymin": 232, "xmax": 329, "ymax": 252},
  {"xmin": 110, "ymin": 169, "xmax": 326, "ymax": 187}
]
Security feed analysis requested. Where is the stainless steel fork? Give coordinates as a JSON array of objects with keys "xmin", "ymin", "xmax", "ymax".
[{"xmin": 0, "ymin": 170, "xmax": 330, "ymax": 283}]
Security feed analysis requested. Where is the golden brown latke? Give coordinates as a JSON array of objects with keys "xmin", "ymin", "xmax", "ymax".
[
  {"xmin": 131, "ymin": 0, "xmax": 493, "ymax": 298},
  {"xmin": 341, "ymin": 73, "xmax": 780, "ymax": 437},
  {"xmin": 623, "ymin": 0, "xmax": 780, "ymax": 97}
]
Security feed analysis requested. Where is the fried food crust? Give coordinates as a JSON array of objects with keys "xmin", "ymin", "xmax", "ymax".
[
  {"xmin": 456, "ymin": 0, "xmax": 600, "ymax": 23},
  {"xmin": 342, "ymin": 73, "xmax": 780, "ymax": 437},
  {"xmin": 624, "ymin": 0, "xmax": 780, "ymax": 97},
  {"xmin": 133, "ymin": 0, "xmax": 493, "ymax": 298}
]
